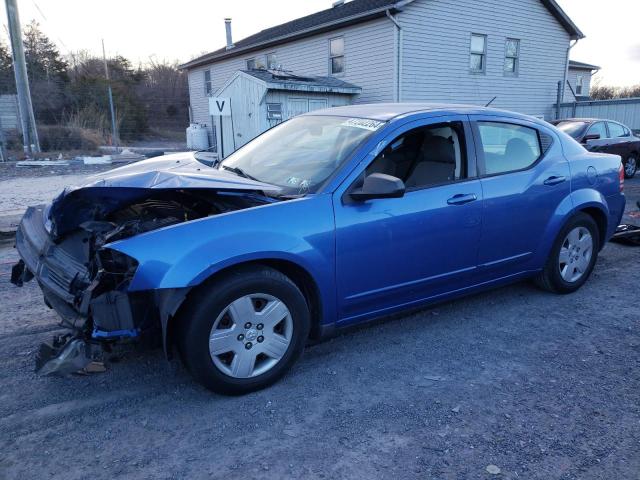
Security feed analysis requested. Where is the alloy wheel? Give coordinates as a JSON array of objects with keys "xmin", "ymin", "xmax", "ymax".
[
  {"xmin": 209, "ymin": 293, "xmax": 293, "ymax": 378},
  {"xmin": 558, "ymin": 226, "xmax": 593, "ymax": 283},
  {"xmin": 625, "ymin": 156, "xmax": 637, "ymax": 177}
]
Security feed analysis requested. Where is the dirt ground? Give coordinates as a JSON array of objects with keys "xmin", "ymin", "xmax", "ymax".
[{"xmin": 0, "ymin": 174, "xmax": 638, "ymax": 480}]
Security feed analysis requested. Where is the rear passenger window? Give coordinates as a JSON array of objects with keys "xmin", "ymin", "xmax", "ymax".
[
  {"xmin": 608, "ymin": 122, "xmax": 627, "ymax": 138},
  {"xmin": 477, "ymin": 122, "xmax": 541, "ymax": 175},
  {"xmin": 366, "ymin": 122, "xmax": 466, "ymax": 189}
]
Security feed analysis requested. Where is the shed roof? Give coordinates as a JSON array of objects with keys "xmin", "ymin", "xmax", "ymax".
[
  {"xmin": 180, "ymin": 0, "xmax": 583, "ymax": 70},
  {"xmin": 216, "ymin": 69, "xmax": 362, "ymax": 95},
  {"xmin": 244, "ymin": 69, "xmax": 361, "ymax": 94},
  {"xmin": 568, "ymin": 60, "xmax": 601, "ymax": 71}
]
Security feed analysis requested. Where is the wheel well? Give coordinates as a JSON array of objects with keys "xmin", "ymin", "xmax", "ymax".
[
  {"xmin": 259, "ymin": 259, "xmax": 323, "ymax": 339},
  {"xmin": 579, "ymin": 207, "xmax": 607, "ymax": 248},
  {"xmin": 168, "ymin": 259, "xmax": 324, "ymax": 351}
]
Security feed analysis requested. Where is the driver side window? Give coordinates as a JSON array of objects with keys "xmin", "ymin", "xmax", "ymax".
[
  {"xmin": 586, "ymin": 122, "xmax": 608, "ymax": 139},
  {"xmin": 366, "ymin": 122, "xmax": 466, "ymax": 189}
]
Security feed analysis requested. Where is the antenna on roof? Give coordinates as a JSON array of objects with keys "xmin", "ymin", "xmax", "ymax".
[{"xmin": 485, "ymin": 96, "xmax": 497, "ymax": 107}]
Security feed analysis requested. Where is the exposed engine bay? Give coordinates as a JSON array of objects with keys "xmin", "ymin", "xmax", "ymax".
[{"xmin": 11, "ymin": 186, "xmax": 273, "ymax": 375}]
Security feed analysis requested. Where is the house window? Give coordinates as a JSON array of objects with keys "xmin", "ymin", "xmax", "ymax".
[
  {"xmin": 329, "ymin": 37, "xmax": 345, "ymax": 75},
  {"xmin": 470, "ymin": 34, "xmax": 487, "ymax": 73},
  {"xmin": 266, "ymin": 53, "xmax": 277, "ymax": 69},
  {"xmin": 246, "ymin": 58, "xmax": 256, "ymax": 70},
  {"xmin": 576, "ymin": 75, "xmax": 584, "ymax": 95},
  {"xmin": 266, "ymin": 103, "xmax": 283, "ymax": 120},
  {"xmin": 204, "ymin": 69, "xmax": 212, "ymax": 95},
  {"xmin": 504, "ymin": 38, "xmax": 520, "ymax": 75}
]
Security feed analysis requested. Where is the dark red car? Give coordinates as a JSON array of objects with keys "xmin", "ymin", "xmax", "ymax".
[{"xmin": 551, "ymin": 118, "xmax": 640, "ymax": 178}]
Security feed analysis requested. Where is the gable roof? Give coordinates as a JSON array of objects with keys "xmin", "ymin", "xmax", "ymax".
[
  {"xmin": 180, "ymin": 0, "xmax": 583, "ymax": 70},
  {"xmin": 569, "ymin": 60, "xmax": 600, "ymax": 71}
]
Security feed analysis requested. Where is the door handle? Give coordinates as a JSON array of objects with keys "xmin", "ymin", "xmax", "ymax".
[
  {"xmin": 447, "ymin": 193, "xmax": 477, "ymax": 205},
  {"xmin": 543, "ymin": 175, "xmax": 566, "ymax": 186}
]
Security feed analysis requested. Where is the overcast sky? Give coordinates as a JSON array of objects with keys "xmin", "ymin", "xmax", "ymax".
[{"xmin": 0, "ymin": 0, "xmax": 637, "ymax": 86}]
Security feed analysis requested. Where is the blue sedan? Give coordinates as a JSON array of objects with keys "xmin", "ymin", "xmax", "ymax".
[{"xmin": 13, "ymin": 104, "xmax": 626, "ymax": 394}]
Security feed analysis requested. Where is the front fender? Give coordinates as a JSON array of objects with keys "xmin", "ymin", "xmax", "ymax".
[{"xmin": 107, "ymin": 194, "xmax": 337, "ymax": 321}]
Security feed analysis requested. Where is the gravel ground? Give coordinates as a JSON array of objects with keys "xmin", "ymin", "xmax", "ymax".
[{"xmin": 0, "ymin": 177, "xmax": 638, "ymax": 480}]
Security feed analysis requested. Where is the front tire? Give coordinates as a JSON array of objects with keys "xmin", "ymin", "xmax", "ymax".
[
  {"xmin": 177, "ymin": 266, "xmax": 310, "ymax": 395},
  {"xmin": 535, "ymin": 213, "xmax": 600, "ymax": 294},
  {"xmin": 623, "ymin": 155, "xmax": 637, "ymax": 179}
]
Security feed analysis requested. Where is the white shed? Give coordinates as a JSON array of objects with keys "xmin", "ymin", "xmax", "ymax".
[{"xmin": 212, "ymin": 69, "xmax": 361, "ymax": 157}]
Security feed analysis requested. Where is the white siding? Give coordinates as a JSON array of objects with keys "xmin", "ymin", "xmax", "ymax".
[
  {"xmin": 215, "ymin": 74, "xmax": 268, "ymax": 157},
  {"xmin": 565, "ymin": 67, "xmax": 593, "ymax": 101},
  {"xmin": 187, "ymin": 17, "xmax": 396, "ymax": 132},
  {"xmin": 398, "ymin": 0, "xmax": 571, "ymax": 119},
  {"xmin": 212, "ymin": 72, "xmax": 357, "ymax": 156}
]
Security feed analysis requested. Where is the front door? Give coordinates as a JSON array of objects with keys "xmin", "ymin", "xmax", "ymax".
[
  {"xmin": 584, "ymin": 121, "xmax": 612, "ymax": 153},
  {"xmin": 333, "ymin": 117, "xmax": 483, "ymax": 325},
  {"xmin": 469, "ymin": 116, "xmax": 571, "ymax": 279}
]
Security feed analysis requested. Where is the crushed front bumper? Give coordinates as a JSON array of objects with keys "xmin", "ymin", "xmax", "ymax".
[
  {"xmin": 13, "ymin": 206, "xmax": 90, "ymax": 326},
  {"xmin": 12, "ymin": 205, "xmax": 142, "ymax": 334}
]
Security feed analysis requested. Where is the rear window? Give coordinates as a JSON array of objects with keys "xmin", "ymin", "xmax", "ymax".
[
  {"xmin": 555, "ymin": 121, "xmax": 588, "ymax": 139},
  {"xmin": 477, "ymin": 122, "xmax": 541, "ymax": 175}
]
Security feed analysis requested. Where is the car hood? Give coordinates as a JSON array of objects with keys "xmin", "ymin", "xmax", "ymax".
[
  {"xmin": 65, "ymin": 151, "xmax": 280, "ymax": 191},
  {"xmin": 47, "ymin": 152, "xmax": 281, "ymax": 238}
]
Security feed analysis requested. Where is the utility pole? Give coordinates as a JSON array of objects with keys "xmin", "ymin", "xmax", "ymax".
[
  {"xmin": 102, "ymin": 39, "xmax": 119, "ymax": 151},
  {"xmin": 5, "ymin": 0, "xmax": 40, "ymax": 155}
]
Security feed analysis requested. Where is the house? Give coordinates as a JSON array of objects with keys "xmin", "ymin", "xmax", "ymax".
[
  {"xmin": 180, "ymin": 0, "xmax": 583, "ymax": 153},
  {"xmin": 564, "ymin": 60, "xmax": 600, "ymax": 101},
  {"xmin": 212, "ymin": 69, "xmax": 361, "ymax": 157}
]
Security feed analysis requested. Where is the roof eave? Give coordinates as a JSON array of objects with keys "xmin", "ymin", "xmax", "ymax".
[
  {"xmin": 540, "ymin": 0, "xmax": 584, "ymax": 39},
  {"xmin": 179, "ymin": 6, "xmax": 398, "ymax": 70},
  {"xmin": 263, "ymin": 82, "xmax": 362, "ymax": 94}
]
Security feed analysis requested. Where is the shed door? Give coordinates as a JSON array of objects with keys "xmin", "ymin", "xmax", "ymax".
[
  {"xmin": 287, "ymin": 98, "xmax": 308, "ymax": 118},
  {"xmin": 309, "ymin": 99, "xmax": 328, "ymax": 112}
]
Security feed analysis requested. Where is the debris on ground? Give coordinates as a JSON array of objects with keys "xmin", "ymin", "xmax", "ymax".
[
  {"xmin": 611, "ymin": 224, "xmax": 640, "ymax": 246},
  {"xmin": 486, "ymin": 465, "xmax": 501, "ymax": 475},
  {"xmin": 77, "ymin": 361, "xmax": 107, "ymax": 375},
  {"xmin": 35, "ymin": 334, "xmax": 92, "ymax": 376},
  {"xmin": 16, "ymin": 159, "xmax": 70, "ymax": 167}
]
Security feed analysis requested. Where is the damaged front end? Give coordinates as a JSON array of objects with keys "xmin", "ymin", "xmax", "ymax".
[{"xmin": 12, "ymin": 155, "xmax": 281, "ymax": 375}]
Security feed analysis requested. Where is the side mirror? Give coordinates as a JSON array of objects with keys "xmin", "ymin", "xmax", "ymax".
[
  {"xmin": 350, "ymin": 173, "xmax": 405, "ymax": 201},
  {"xmin": 584, "ymin": 133, "xmax": 600, "ymax": 142}
]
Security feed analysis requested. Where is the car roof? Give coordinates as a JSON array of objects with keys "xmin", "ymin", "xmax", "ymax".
[
  {"xmin": 303, "ymin": 103, "xmax": 543, "ymax": 123},
  {"xmin": 555, "ymin": 118, "xmax": 623, "ymax": 123}
]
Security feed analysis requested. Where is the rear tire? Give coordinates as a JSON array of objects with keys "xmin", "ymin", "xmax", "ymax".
[
  {"xmin": 535, "ymin": 213, "xmax": 600, "ymax": 294},
  {"xmin": 177, "ymin": 266, "xmax": 310, "ymax": 395},
  {"xmin": 623, "ymin": 155, "xmax": 637, "ymax": 179}
]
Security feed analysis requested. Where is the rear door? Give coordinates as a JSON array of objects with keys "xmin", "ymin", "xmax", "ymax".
[
  {"xmin": 469, "ymin": 116, "xmax": 570, "ymax": 280},
  {"xmin": 606, "ymin": 121, "xmax": 632, "ymax": 159}
]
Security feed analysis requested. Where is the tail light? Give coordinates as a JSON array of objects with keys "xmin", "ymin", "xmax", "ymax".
[{"xmin": 619, "ymin": 163, "xmax": 624, "ymax": 192}]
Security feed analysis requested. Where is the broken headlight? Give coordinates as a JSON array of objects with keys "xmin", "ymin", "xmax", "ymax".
[{"xmin": 97, "ymin": 248, "xmax": 138, "ymax": 276}]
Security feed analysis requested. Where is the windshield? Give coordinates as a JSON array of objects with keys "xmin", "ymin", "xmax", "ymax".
[
  {"xmin": 554, "ymin": 121, "xmax": 589, "ymax": 139},
  {"xmin": 218, "ymin": 115, "xmax": 384, "ymax": 195}
]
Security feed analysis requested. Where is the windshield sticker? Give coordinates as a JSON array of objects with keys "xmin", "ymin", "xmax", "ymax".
[{"xmin": 341, "ymin": 118, "xmax": 385, "ymax": 131}]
